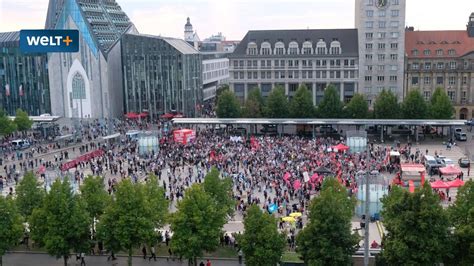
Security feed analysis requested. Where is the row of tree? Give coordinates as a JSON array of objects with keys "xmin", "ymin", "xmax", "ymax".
[
  {"xmin": 0, "ymin": 109, "xmax": 33, "ymax": 136},
  {"xmin": 217, "ymin": 84, "xmax": 454, "ymax": 119}
]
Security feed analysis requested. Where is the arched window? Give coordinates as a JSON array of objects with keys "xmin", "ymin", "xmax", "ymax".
[
  {"xmin": 247, "ymin": 42, "xmax": 258, "ymax": 55},
  {"xmin": 274, "ymin": 42, "xmax": 285, "ymax": 55},
  {"xmin": 72, "ymin": 73, "xmax": 86, "ymax": 99},
  {"xmin": 260, "ymin": 42, "xmax": 272, "ymax": 55},
  {"xmin": 316, "ymin": 39, "xmax": 327, "ymax": 55},
  {"xmin": 330, "ymin": 41, "xmax": 341, "ymax": 54},
  {"xmin": 302, "ymin": 41, "xmax": 313, "ymax": 55},
  {"xmin": 288, "ymin": 41, "xmax": 299, "ymax": 55}
]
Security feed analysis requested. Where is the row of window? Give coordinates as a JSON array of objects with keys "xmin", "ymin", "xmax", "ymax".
[
  {"xmin": 246, "ymin": 40, "xmax": 342, "ymax": 56},
  {"xmin": 365, "ymin": 21, "xmax": 400, "ymax": 29},
  {"xmin": 365, "ymin": 53, "xmax": 398, "ymax": 61},
  {"xmin": 203, "ymin": 60, "xmax": 229, "ymax": 72},
  {"xmin": 411, "ymin": 61, "xmax": 457, "ymax": 70},
  {"xmin": 233, "ymin": 59, "xmax": 356, "ymax": 68},
  {"xmin": 366, "ymin": 9, "xmax": 400, "ymax": 17},
  {"xmin": 365, "ymin": 42, "xmax": 399, "ymax": 50},
  {"xmin": 364, "ymin": 65, "xmax": 399, "ymax": 71},
  {"xmin": 203, "ymin": 69, "xmax": 228, "ymax": 81},
  {"xmin": 412, "ymin": 49, "xmax": 456, "ymax": 56},
  {"xmin": 366, "ymin": 0, "xmax": 400, "ymax": 5},
  {"xmin": 423, "ymin": 90, "xmax": 462, "ymax": 102},
  {"xmin": 233, "ymin": 70, "xmax": 357, "ymax": 80},
  {"xmin": 365, "ymin": 32, "xmax": 400, "ymax": 40},
  {"xmin": 411, "ymin": 76, "xmax": 470, "ymax": 86},
  {"xmin": 365, "ymin": 75, "xmax": 398, "ymax": 82}
]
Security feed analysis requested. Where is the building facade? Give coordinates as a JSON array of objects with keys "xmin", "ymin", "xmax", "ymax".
[
  {"xmin": 0, "ymin": 32, "xmax": 51, "ymax": 116},
  {"xmin": 121, "ymin": 34, "xmax": 202, "ymax": 119},
  {"xmin": 405, "ymin": 14, "xmax": 474, "ymax": 119},
  {"xmin": 355, "ymin": 0, "xmax": 406, "ymax": 103},
  {"xmin": 46, "ymin": 0, "xmax": 138, "ymax": 119},
  {"xmin": 228, "ymin": 29, "xmax": 359, "ymax": 104},
  {"xmin": 202, "ymin": 53, "xmax": 229, "ymax": 101}
]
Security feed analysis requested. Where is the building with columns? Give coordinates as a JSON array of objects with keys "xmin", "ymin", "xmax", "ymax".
[
  {"xmin": 405, "ymin": 13, "xmax": 474, "ymax": 119},
  {"xmin": 228, "ymin": 29, "xmax": 359, "ymax": 105},
  {"xmin": 355, "ymin": 0, "xmax": 406, "ymax": 104}
]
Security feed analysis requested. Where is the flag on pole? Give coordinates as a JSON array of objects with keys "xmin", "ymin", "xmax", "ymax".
[
  {"xmin": 19, "ymin": 84, "xmax": 24, "ymax": 96},
  {"xmin": 5, "ymin": 84, "xmax": 10, "ymax": 96}
]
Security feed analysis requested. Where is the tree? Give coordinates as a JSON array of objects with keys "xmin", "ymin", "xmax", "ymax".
[
  {"xmin": 264, "ymin": 86, "xmax": 289, "ymax": 118},
  {"xmin": 14, "ymin": 109, "xmax": 32, "ymax": 132},
  {"xmin": 0, "ymin": 196, "xmax": 23, "ymax": 266},
  {"xmin": 289, "ymin": 84, "xmax": 315, "ymax": 118},
  {"xmin": 401, "ymin": 89, "xmax": 428, "ymax": 119},
  {"xmin": 216, "ymin": 90, "xmax": 241, "ymax": 118},
  {"xmin": 345, "ymin": 93, "xmax": 369, "ymax": 119},
  {"xmin": 143, "ymin": 175, "xmax": 168, "ymax": 244},
  {"xmin": 374, "ymin": 89, "xmax": 400, "ymax": 119},
  {"xmin": 430, "ymin": 87, "xmax": 454, "ymax": 119},
  {"xmin": 242, "ymin": 87, "xmax": 264, "ymax": 118},
  {"xmin": 296, "ymin": 178, "xmax": 359, "ymax": 265},
  {"xmin": 30, "ymin": 179, "xmax": 90, "ymax": 266},
  {"xmin": 79, "ymin": 176, "xmax": 110, "ymax": 241},
  {"xmin": 15, "ymin": 172, "xmax": 45, "ymax": 220},
  {"xmin": 97, "ymin": 180, "xmax": 155, "ymax": 266},
  {"xmin": 203, "ymin": 167, "xmax": 234, "ymax": 217},
  {"xmin": 170, "ymin": 184, "xmax": 226, "ymax": 265},
  {"xmin": 0, "ymin": 109, "xmax": 17, "ymax": 136},
  {"xmin": 380, "ymin": 183, "xmax": 450, "ymax": 265},
  {"xmin": 447, "ymin": 180, "xmax": 474, "ymax": 265},
  {"xmin": 238, "ymin": 205, "xmax": 286, "ymax": 266},
  {"xmin": 317, "ymin": 84, "xmax": 344, "ymax": 118}
]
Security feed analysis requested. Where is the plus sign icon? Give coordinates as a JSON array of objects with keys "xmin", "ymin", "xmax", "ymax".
[{"xmin": 20, "ymin": 30, "xmax": 79, "ymax": 53}]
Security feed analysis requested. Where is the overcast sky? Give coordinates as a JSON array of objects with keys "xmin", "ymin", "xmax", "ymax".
[{"xmin": 0, "ymin": 0, "xmax": 472, "ymax": 40}]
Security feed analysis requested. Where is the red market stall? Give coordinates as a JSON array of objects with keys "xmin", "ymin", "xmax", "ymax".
[
  {"xmin": 173, "ymin": 129, "xmax": 196, "ymax": 144},
  {"xmin": 125, "ymin": 112, "xmax": 140, "ymax": 119},
  {"xmin": 332, "ymin": 143, "xmax": 349, "ymax": 152},
  {"xmin": 61, "ymin": 149, "xmax": 105, "ymax": 171},
  {"xmin": 448, "ymin": 179, "xmax": 465, "ymax": 188},
  {"xmin": 395, "ymin": 164, "xmax": 426, "ymax": 189},
  {"xmin": 430, "ymin": 179, "xmax": 450, "ymax": 189},
  {"xmin": 439, "ymin": 165, "xmax": 462, "ymax": 176}
]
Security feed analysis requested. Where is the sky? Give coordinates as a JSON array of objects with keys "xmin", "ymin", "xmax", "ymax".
[{"xmin": 0, "ymin": 0, "xmax": 473, "ymax": 40}]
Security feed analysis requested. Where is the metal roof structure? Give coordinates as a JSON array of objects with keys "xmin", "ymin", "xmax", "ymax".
[
  {"xmin": 172, "ymin": 118, "xmax": 466, "ymax": 126},
  {"xmin": 0, "ymin": 32, "xmax": 20, "ymax": 47},
  {"xmin": 8, "ymin": 116, "xmax": 61, "ymax": 123}
]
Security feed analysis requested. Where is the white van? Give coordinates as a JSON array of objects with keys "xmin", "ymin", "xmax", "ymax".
[{"xmin": 11, "ymin": 139, "xmax": 30, "ymax": 150}]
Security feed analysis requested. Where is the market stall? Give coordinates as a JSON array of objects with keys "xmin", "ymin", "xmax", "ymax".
[{"xmin": 173, "ymin": 129, "xmax": 196, "ymax": 144}]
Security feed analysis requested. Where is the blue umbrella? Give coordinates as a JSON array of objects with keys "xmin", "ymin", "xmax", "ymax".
[{"xmin": 268, "ymin": 204, "xmax": 277, "ymax": 214}]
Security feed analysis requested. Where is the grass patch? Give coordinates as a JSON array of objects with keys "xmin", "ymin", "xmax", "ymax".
[{"xmin": 282, "ymin": 251, "xmax": 303, "ymax": 263}]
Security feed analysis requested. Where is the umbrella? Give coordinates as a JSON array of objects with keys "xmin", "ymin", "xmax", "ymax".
[
  {"xmin": 448, "ymin": 179, "xmax": 465, "ymax": 188},
  {"xmin": 430, "ymin": 180, "xmax": 450, "ymax": 189},
  {"xmin": 125, "ymin": 112, "xmax": 139, "ymax": 119},
  {"xmin": 289, "ymin": 212, "xmax": 302, "ymax": 218},
  {"xmin": 282, "ymin": 216, "xmax": 296, "ymax": 223},
  {"xmin": 268, "ymin": 204, "xmax": 278, "ymax": 214},
  {"xmin": 333, "ymin": 143, "xmax": 350, "ymax": 152},
  {"xmin": 160, "ymin": 113, "xmax": 174, "ymax": 119}
]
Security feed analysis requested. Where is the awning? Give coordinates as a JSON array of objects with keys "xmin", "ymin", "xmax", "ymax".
[
  {"xmin": 332, "ymin": 143, "xmax": 349, "ymax": 152},
  {"xmin": 439, "ymin": 165, "xmax": 462, "ymax": 176},
  {"xmin": 125, "ymin": 112, "xmax": 139, "ymax": 119},
  {"xmin": 430, "ymin": 179, "xmax": 450, "ymax": 189},
  {"xmin": 448, "ymin": 179, "xmax": 465, "ymax": 188}
]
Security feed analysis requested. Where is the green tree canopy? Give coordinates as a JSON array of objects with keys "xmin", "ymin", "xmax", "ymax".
[
  {"xmin": 14, "ymin": 109, "xmax": 32, "ymax": 132},
  {"xmin": 242, "ymin": 87, "xmax": 264, "ymax": 118},
  {"xmin": 170, "ymin": 184, "xmax": 226, "ymax": 265},
  {"xmin": 238, "ymin": 205, "xmax": 286, "ymax": 266},
  {"xmin": 144, "ymin": 174, "xmax": 168, "ymax": 243},
  {"xmin": 96, "ymin": 179, "xmax": 155, "ymax": 265},
  {"xmin": 401, "ymin": 89, "xmax": 429, "ymax": 119},
  {"xmin": 380, "ymin": 183, "xmax": 450, "ymax": 265},
  {"xmin": 317, "ymin": 84, "xmax": 344, "ymax": 118},
  {"xmin": 15, "ymin": 172, "xmax": 45, "ymax": 220},
  {"xmin": 430, "ymin": 87, "xmax": 454, "ymax": 119},
  {"xmin": 374, "ymin": 89, "xmax": 400, "ymax": 119},
  {"xmin": 0, "ymin": 109, "xmax": 17, "ymax": 136},
  {"xmin": 203, "ymin": 167, "xmax": 234, "ymax": 217},
  {"xmin": 79, "ymin": 176, "xmax": 110, "ymax": 238},
  {"xmin": 216, "ymin": 90, "xmax": 241, "ymax": 118},
  {"xmin": 30, "ymin": 179, "xmax": 90, "ymax": 266},
  {"xmin": 345, "ymin": 93, "xmax": 369, "ymax": 119},
  {"xmin": 264, "ymin": 86, "xmax": 289, "ymax": 118},
  {"xmin": 289, "ymin": 84, "xmax": 315, "ymax": 118},
  {"xmin": 0, "ymin": 196, "xmax": 23, "ymax": 266},
  {"xmin": 447, "ymin": 180, "xmax": 474, "ymax": 265},
  {"xmin": 296, "ymin": 178, "xmax": 359, "ymax": 265}
]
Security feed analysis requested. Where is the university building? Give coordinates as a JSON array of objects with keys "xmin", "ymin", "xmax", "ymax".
[
  {"xmin": 228, "ymin": 29, "xmax": 359, "ymax": 104},
  {"xmin": 405, "ymin": 13, "xmax": 474, "ymax": 119}
]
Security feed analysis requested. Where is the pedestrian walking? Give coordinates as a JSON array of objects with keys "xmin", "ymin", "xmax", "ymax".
[{"xmin": 149, "ymin": 246, "xmax": 156, "ymax": 261}]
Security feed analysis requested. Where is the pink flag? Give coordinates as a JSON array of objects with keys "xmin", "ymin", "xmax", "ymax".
[
  {"xmin": 293, "ymin": 180, "xmax": 301, "ymax": 190},
  {"xmin": 283, "ymin": 172, "xmax": 291, "ymax": 181}
]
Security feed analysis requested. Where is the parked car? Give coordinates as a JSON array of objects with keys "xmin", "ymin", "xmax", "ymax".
[
  {"xmin": 455, "ymin": 132, "xmax": 467, "ymax": 141},
  {"xmin": 458, "ymin": 157, "xmax": 471, "ymax": 168},
  {"xmin": 424, "ymin": 155, "xmax": 442, "ymax": 175},
  {"xmin": 465, "ymin": 119, "xmax": 474, "ymax": 126},
  {"xmin": 440, "ymin": 158, "xmax": 455, "ymax": 167}
]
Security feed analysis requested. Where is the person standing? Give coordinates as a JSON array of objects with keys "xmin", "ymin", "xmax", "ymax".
[
  {"xmin": 142, "ymin": 246, "xmax": 147, "ymax": 259},
  {"xmin": 206, "ymin": 259, "xmax": 211, "ymax": 266}
]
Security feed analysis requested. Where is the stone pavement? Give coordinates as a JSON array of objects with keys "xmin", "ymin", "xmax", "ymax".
[{"xmin": 3, "ymin": 253, "xmax": 241, "ymax": 266}]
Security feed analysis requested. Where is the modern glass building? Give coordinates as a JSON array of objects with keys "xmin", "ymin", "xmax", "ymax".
[
  {"xmin": 0, "ymin": 32, "xmax": 51, "ymax": 116},
  {"xmin": 45, "ymin": 0, "xmax": 138, "ymax": 118},
  {"xmin": 121, "ymin": 34, "xmax": 202, "ymax": 118}
]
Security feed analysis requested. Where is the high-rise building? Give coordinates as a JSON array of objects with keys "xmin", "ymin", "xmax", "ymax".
[
  {"xmin": 201, "ymin": 52, "xmax": 229, "ymax": 102},
  {"xmin": 228, "ymin": 29, "xmax": 359, "ymax": 104},
  {"xmin": 121, "ymin": 34, "xmax": 202, "ymax": 118},
  {"xmin": 45, "ymin": 0, "xmax": 138, "ymax": 119},
  {"xmin": 355, "ymin": 0, "xmax": 406, "ymax": 103},
  {"xmin": 405, "ymin": 14, "xmax": 474, "ymax": 119},
  {"xmin": 0, "ymin": 32, "xmax": 51, "ymax": 116}
]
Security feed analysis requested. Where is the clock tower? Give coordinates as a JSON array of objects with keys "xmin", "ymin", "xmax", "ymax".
[{"xmin": 355, "ymin": 0, "xmax": 406, "ymax": 103}]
